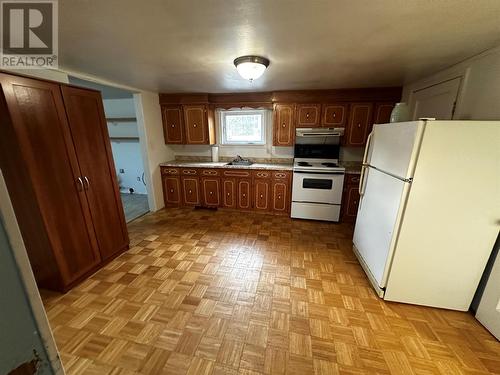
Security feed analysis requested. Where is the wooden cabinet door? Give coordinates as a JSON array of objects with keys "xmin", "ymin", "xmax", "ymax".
[
  {"xmin": 296, "ymin": 104, "xmax": 321, "ymax": 127},
  {"xmin": 322, "ymin": 104, "xmax": 347, "ymax": 127},
  {"xmin": 162, "ymin": 105, "xmax": 184, "ymax": 144},
  {"xmin": 237, "ymin": 178, "xmax": 252, "ymax": 210},
  {"xmin": 181, "ymin": 177, "xmax": 200, "ymax": 205},
  {"xmin": 342, "ymin": 184, "xmax": 361, "ymax": 222},
  {"xmin": 201, "ymin": 177, "xmax": 221, "ymax": 207},
  {"xmin": 373, "ymin": 103, "xmax": 394, "ymax": 124},
  {"xmin": 346, "ymin": 103, "xmax": 373, "ymax": 146},
  {"xmin": 254, "ymin": 179, "xmax": 270, "ymax": 211},
  {"xmin": 0, "ymin": 74, "xmax": 101, "ymax": 284},
  {"xmin": 61, "ymin": 86, "xmax": 129, "ymax": 261},
  {"xmin": 273, "ymin": 103, "xmax": 295, "ymax": 146},
  {"xmin": 222, "ymin": 178, "xmax": 236, "ymax": 209},
  {"xmin": 272, "ymin": 180, "xmax": 288, "ymax": 213},
  {"xmin": 183, "ymin": 105, "xmax": 208, "ymax": 144},
  {"xmin": 163, "ymin": 176, "xmax": 181, "ymax": 206}
]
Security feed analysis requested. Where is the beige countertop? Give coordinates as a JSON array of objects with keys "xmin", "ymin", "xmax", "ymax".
[{"xmin": 160, "ymin": 160, "xmax": 293, "ymax": 171}]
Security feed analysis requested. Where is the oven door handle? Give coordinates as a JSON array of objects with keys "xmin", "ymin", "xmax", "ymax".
[{"xmin": 293, "ymin": 171, "xmax": 345, "ymax": 175}]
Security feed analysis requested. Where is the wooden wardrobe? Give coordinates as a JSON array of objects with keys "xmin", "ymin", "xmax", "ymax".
[{"xmin": 0, "ymin": 72, "xmax": 129, "ymax": 291}]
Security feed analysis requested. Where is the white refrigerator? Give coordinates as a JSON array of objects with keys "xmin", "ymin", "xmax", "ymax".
[{"xmin": 352, "ymin": 120, "xmax": 500, "ymax": 311}]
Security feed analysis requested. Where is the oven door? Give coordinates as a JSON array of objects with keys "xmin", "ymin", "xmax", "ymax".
[{"xmin": 292, "ymin": 171, "xmax": 344, "ymax": 204}]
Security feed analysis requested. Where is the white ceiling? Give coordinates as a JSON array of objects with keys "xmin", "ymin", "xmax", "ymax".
[{"xmin": 60, "ymin": 0, "xmax": 500, "ymax": 93}]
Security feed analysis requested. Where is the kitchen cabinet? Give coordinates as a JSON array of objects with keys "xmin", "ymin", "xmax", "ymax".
[
  {"xmin": 345, "ymin": 103, "xmax": 373, "ymax": 146},
  {"xmin": 321, "ymin": 104, "xmax": 347, "ymax": 127},
  {"xmin": 273, "ymin": 103, "xmax": 295, "ymax": 146},
  {"xmin": 373, "ymin": 102, "xmax": 395, "ymax": 124},
  {"xmin": 222, "ymin": 178, "xmax": 236, "ymax": 209},
  {"xmin": 341, "ymin": 174, "xmax": 361, "ymax": 222},
  {"xmin": 184, "ymin": 104, "xmax": 209, "ymax": 144},
  {"xmin": 296, "ymin": 103, "xmax": 321, "ymax": 127},
  {"xmin": 201, "ymin": 177, "xmax": 221, "ymax": 207},
  {"xmin": 162, "ymin": 105, "xmax": 184, "ymax": 144},
  {"xmin": 271, "ymin": 171, "xmax": 291, "ymax": 213},
  {"xmin": 0, "ymin": 72, "xmax": 128, "ymax": 291},
  {"xmin": 161, "ymin": 166, "xmax": 290, "ymax": 214},
  {"xmin": 163, "ymin": 175, "xmax": 181, "ymax": 207}
]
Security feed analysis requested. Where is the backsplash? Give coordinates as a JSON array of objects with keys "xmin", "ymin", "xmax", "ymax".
[{"xmin": 174, "ymin": 155, "xmax": 293, "ymax": 164}]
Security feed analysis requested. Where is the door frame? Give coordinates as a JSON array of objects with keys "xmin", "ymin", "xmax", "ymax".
[{"xmin": 0, "ymin": 170, "xmax": 64, "ymax": 374}]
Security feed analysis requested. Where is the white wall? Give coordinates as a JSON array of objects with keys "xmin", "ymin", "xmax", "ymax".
[
  {"xmin": 134, "ymin": 92, "xmax": 174, "ymax": 211},
  {"xmin": 403, "ymin": 46, "xmax": 500, "ymax": 120},
  {"xmin": 103, "ymin": 98, "xmax": 147, "ymax": 195}
]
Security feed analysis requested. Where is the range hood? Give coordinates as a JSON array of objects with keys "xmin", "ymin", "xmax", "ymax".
[{"xmin": 295, "ymin": 127, "xmax": 344, "ymax": 145}]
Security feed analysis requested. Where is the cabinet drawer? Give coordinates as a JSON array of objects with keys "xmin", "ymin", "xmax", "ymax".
[
  {"xmin": 253, "ymin": 170, "xmax": 271, "ymax": 179},
  {"xmin": 162, "ymin": 167, "xmax": 179, "ymax": 175},
  {"xmin": 345, "ymin": 174, "xmax": 361, "ymax": 185},
  {"xmin": 181, "ymin": 168, "xmax": 198, "ymax": 175},
  {"xmin": 223, "ymin": 169, "xmax": 251, "ymax": 178},
  {"xmin": 201, "ymin": 169, "xmax": 220, "ymax": 176},
  {"xmin": 272, "ymin": 171, "xmax": 291, "ymax": 180}
]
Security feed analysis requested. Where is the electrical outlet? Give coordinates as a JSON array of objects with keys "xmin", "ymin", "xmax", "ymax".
[{"xmin": 119, "ymin": 169, "xmax": 124, "ymax": 173}]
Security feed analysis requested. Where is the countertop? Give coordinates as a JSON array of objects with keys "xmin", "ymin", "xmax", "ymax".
[{"xmin": 159, "ymin": 160, "xmax": 293, "ymax": 171}]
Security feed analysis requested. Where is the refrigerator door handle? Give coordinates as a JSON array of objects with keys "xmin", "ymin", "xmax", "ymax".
[
  {"xmin": 359, "ymin": 165, "xmax": 368, "ymax": 196},
  {"xmin": 362, "ymin": 131, "xmax": 374, "ymax": 166}
]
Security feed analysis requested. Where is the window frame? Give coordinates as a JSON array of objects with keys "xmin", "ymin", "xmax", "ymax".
[{"xmin": 219, "ymin": 109, "xmax": 267, "ymax": 146}]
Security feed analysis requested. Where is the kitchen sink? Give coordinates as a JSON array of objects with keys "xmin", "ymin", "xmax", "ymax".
[{"xmin": 225, "ymin": 161, "xmax": 253, "ymax": 166}]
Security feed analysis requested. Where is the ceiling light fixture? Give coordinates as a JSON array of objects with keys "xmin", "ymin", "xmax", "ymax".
[{"xmin": 234, "ymin": 55, "xmax": 270, "ymax": 81}]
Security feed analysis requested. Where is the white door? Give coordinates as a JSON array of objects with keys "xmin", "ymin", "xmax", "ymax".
[
  {"xmin": 476, "ymin": 253, "xmax": 500, "ymax": 340},
  {"xmin": 353, "ymin": 167, "xmax": 408, "ymax": 288},
  {"xmin": 368, "ymin": 121, "xmax": 423, "ymax": 179},
  {"xmin": 409, "ymin": 77, "xmax": 461, "ymax": 120}
]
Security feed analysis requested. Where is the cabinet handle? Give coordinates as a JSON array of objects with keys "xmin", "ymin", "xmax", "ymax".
[
  {"xmin": 193, "ymin": 123, "xmax": 197, "ymax": 128},
  {"xmin": 189, "ymin": 189, "xmax": 192, "ymax": 194},
  {"xmin": 282, "ymin": 123, "xmax": 286, "ymax": 127},
  {"xmin": 306, "ymin": 113, "xmax": 310, "ymax": 119},
  {"xmin": 171, "ymin": 124, "xmax": 175, "ymax": 128},
  {"xmin": 76, "ymin": 177, "xmax": 84, "ymax": 191},
  {"xmin": 333, "ymin": 113, "xmax": 336, "ymax": 118},
  {"xmin": 209, "ymin": 191, "xmax": 213, "ymax": 195},
  {"xmin": 260, "ymin": 194, "xmax": 263, "ymax": 198},
  {"xmin": 278, "ymin": 194, "xmax": 281, "ymax": 199},
  {"xmin": 357, "ymin": 123, "xmax": 361, "ymax": 128},
  {"xmin": 170, "ymin": 189, "xmax": 174, "ymax": 193},
  {"xmin": 227, "ymin": 192, "xmax": 230, "ymax": 196},
  {"xmin": 83, "ymin": 176, "xmax": 90, "ymax": 190},
  {"xmin": 243, "ymin": 194, "xmax": 246, "ymax": 197}
]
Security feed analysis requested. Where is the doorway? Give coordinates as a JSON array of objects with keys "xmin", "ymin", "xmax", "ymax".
[
  {"xmin": 409, "ymin": 77, "xmax": 462, "ymax": 120},
  {"xmin": 68, "ymin": 77, "xmax": 150, "ymax": 222}
]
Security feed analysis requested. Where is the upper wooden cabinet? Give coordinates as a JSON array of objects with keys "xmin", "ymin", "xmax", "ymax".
[
  {"xmin": 296, "ymin": 104, "xmax": 321, "ymax": 127},
  {"xmin": 160, "ymin": 103, "xmax": 215, "ymax": 145},
  {"xmin": 273, "ymin": 103, "xmax": 295, "ymax": 146},
  {"xmin": 162, "ymin": 105, "xmax": 184, "ymax": 144},
  {"xmin": 373, "ymin": 103, "xmax": 395, "ymax": 124},
  {"xmin": 322, "ymin": 104, "xmax": 347, "ymax": 127},
  {"xmin": 345, "ymin": 103, "xmax": 373, "ymax": 146},
  {"xmin": 184, "ymin": 105, "xmax": 209, "ymax": 144}
]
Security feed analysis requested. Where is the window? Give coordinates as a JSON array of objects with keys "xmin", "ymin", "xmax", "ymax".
[{"xmin": 220, "ymin": 109, "xmax": 266, "ymax": 145}]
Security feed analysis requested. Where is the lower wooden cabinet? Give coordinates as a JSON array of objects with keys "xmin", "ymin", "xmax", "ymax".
[
  {"xmin": 341, "ymin": 174, "xmax": 361, "ymax": 222},
  {"xmin": 201, "ymin": 177, "xmax": 221, "ymax": 207},
  {"xmin": 161, "ymin": 167, "xmax": 291, "ymax": 215},
  {"xmin": 181, "ymin": 176, "xmax": 201, "ymax": 205}
]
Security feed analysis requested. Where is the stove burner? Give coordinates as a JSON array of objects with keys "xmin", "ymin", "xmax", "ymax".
[
  {"xmin": 297, "ymin": 161, "xmax": 312, "ymax": 166},
  {"xmin": 321, "ymin": 162, "xmax": 338, "ymax": 168}
]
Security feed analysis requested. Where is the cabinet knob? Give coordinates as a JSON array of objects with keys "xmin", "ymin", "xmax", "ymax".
[
  {"xmin": 209, "ymin": 191, "xmax": 213, "ymax": 195},
  {"xmin": 282, "ymin": 123, "xmax": 286, "ymax": 128},
  {"xmin": 306, "ymin": 113, "xmax": 310, "ymax": 119},
  {"xmin": 193, "ymin": 123, "xmax": 197, "ymax": 128},
  {"xmin": 170, "ymin": 189, "xmax": 174, "ymax": 193},
  {"xmin": 354, "ymin": 200, "xmax": 358, "ymax": 204},
  {"xmin": 227, "ymin": 192, "xmax": 230, "ymax": 196},
  {"xmin": 189, "ymin": 189, "xmax": 192, "ymax": 194},
  {"xmin": 260, "ymin": 194, "xmax": 263, "ymax": 198},
  {"xmin": 171, "ymin": 124, "xmax": 175, "ymax": 128},
  {"xmin": 333, "ymin": 113, "xmax": 336, "ymax": 118},
  {"xmin": 278, "ymin": 194, "xmax": 281, "ymax": 199},
  {"xmin": 243, "ymin": 194, "xmax": 246, "ymax": 197},
  {"xmin": 357, "ymin": 123, "xmax": 361, "ymax": 128}
]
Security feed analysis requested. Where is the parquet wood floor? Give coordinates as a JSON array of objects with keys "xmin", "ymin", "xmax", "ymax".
[{"xmin": 41, "ymin": 208, "xmax": 500, "ymax": 375}]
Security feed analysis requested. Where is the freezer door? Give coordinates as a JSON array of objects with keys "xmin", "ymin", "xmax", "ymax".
[
  {"xmin": 368, "ymin": 121, "xmax": 424, "ymax": 179},
  {"xmin": 353, "ymin": 167, "xmax": 409, "ymax": 288}
]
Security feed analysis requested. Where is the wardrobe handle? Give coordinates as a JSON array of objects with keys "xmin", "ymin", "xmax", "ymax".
[
  {"xmin": 76, "ymin": 177, "xmax": 84, "ymax": 191},
  {"xmin": 83, "ymin": 176, "xmax": 90, "ymax": 190}
]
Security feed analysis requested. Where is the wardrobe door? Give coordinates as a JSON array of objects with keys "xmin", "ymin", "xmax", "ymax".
[
  {"xmin": 61, "ymin": 86, "xmax": 129, "ymax": 260},
  {"xmin": 0, "ymin": 73, "xmax": 101, "ymax": 285}
]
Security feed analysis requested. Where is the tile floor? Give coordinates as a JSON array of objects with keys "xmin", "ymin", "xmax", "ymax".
[
  {"xmin": 121, "ymin": 193, "xmax": 149, "ymax": 223},
  {"xmin": 42, "ymin": 208, "xmax": 500, "ymax": 374}
]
